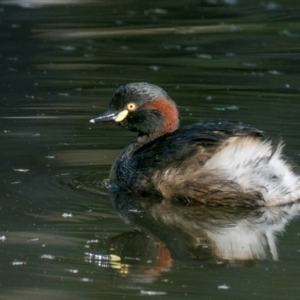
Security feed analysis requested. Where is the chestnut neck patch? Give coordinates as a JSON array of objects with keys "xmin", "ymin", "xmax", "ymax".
[{"xmin": 144, "ymin": 97, "xmax": 179, "ymax": 134}]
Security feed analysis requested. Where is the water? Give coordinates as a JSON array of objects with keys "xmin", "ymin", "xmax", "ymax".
[{"xmin": 1, "ymin": 0, "xmax": 300, "ymax": 299}]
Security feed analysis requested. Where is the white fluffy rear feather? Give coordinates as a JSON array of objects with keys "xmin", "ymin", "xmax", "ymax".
[{"xmin": 203, "ymin": 137, "xmax": 300, "ymax": 206}]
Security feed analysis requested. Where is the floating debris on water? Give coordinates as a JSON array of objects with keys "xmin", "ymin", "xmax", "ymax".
[
  {"xmin": 144, "ymin": 8, "xmax": 168, "ymax": 15},
  {"xmin": 59, "ymin": 45, "xmax": 76, "ymax": 51},
  {"xmin": 268, "ymin": 70, "xmax": 281, "ymax": 75},
  {"xmin": 197, "ymin": 54, "xmax": 212, "ymax": 59},
  {"xmin": 41, "ymin": 254, "xmax": 55, "ymax": 259},
  {"xmin": 218, "ymin": 284, "xmax": 230, "ymax": 290},
  {"xmin": 140, "ymin": 290, "xmax": 167, "ymax": 295},
  {"xmin": 148, "ymin": 65, "xmax": 160, "ymax": 71},
  {"xmin": 243, "ymin": 62, "xmax": 257, "ymax": 67},
  {"xmin": 29, "ymin": 238, "xmax": 39, "ymax": 242},
  {"xmin": 226, "ymin": 105, "xmax": 239, "ymax": 110},
  {"xmin": 86, "ymin": 239, "xmax": 99, "ymax": 243},
  {"xmin": 80, "ymin": 278, "xmax": 93, "ymax": 282},
  {"xmin": 214, "ymin": 105, "xmax": 239, "ymax": 111},
  {"xmin": 62, "ymin": 213, "xmax": 72, "ymax": 218},
  {"xmin": 13, "ymin": 169, "xmax": 29, "ymax": 173},
  {"xmin": 12, "ymin": 261, "xmax": 27, "ymax": 266},
  {"xmin": 65, "ymin": 269, "xmax": 78, "ymax": 274}
]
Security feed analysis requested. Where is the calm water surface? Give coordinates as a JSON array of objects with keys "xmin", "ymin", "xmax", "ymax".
[{"xmin": 1, "ymin": 1, "xmax": 300, "ymax": 299}]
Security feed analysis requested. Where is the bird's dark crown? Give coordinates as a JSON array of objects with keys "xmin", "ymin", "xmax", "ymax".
[{"xmin": 110, "ymin": 82, "xmax": 171, "ymax": 109}]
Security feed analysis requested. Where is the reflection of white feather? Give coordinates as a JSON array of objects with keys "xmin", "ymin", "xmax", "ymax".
[
  {"xmin": 207, "ymin": 221, "xmax": 279, "ymax": 261},
  {"xmin": 203, "ymin": 137, "xmax": 300, "ymax": 206},
  {"xmin": 151, "ymin": 201, "xmax": 300, "ymax": 262},
  {"xmin": 206, "ymin": 203, "xmax": 300, "ymax": 261}
]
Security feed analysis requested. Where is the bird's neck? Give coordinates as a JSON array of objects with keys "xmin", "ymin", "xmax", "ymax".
[{"xmin": 135, "ymin": 129, "xmax": 174, "ymax": 148}]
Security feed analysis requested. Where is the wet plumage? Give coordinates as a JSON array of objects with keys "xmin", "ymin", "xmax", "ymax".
[{"xmin": 90, "ymin": 82, "xmax": 300, "ymax": 207}]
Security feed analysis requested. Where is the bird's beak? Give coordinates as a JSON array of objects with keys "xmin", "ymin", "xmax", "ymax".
[{"xmin": 90, "ymin": 109, "xmax": 128, "ymax": 123}]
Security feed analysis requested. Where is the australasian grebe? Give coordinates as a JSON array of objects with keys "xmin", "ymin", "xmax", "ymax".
[{"xmin": 90, "ymin": 82, "xmax": 300, "ymax": 207}]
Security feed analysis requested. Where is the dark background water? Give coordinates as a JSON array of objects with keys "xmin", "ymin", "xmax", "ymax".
[{"xmin": 1, "ymin": 0, "xmax": 300, "ymax": 299}]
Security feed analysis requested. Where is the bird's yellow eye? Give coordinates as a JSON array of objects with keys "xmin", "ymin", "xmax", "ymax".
[{"xmin": 127, "ymin": 102, "xmax": 136, "ymax": 111}]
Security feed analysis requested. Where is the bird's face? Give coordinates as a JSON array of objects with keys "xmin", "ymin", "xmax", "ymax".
[{"xmin": 90, "ymin": 82, "xmax": 179, "ymax": 135}]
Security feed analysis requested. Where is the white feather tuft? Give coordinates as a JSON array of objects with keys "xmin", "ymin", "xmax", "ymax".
[{"xmin": 203, "ymin": 137, "xmax": 300, "ymax": 206}]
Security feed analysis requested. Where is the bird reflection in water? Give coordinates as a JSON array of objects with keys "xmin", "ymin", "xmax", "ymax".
[{"xmin": 85, "ymin": 192, "xmax": 300, "ymax": 282}]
